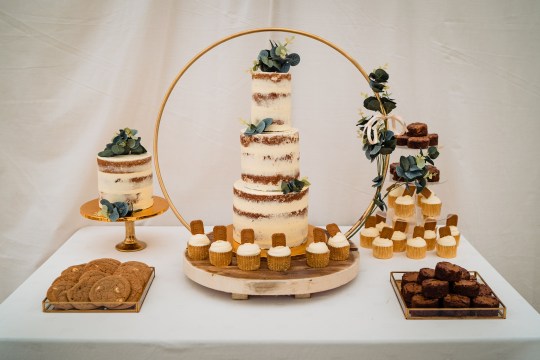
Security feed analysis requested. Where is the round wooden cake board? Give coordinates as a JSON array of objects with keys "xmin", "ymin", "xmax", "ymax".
[{"xmin": 183, "ymin": 225, "xmax": 360, "ymax": 299}]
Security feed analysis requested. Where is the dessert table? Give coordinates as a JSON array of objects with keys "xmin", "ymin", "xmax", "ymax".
[{"xmin": 1, "ymin": 226, "xmax": 539, "ymax": 360}]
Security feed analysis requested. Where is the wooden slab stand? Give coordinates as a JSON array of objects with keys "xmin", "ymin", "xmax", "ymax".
[{"xmin": 183, "ymin": 240, "xmax": 359, "ymax": 300}]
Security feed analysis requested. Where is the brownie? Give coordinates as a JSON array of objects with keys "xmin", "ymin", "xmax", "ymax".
[
  {"xmin": 442, "ymin": 294, "xmax": 471, "ymax": 317},
  {"xmin": 407, "ymin": 136, "xmax": 430, "ymax": 149},
  {"xmin": 426, "ymin": 165, "xmax": 440, "ymax": 182},
  {"xmin": 407, "ymin": 122, "xmax": 428, "ymax": 137},
  {"xmin": 427, "ymin": 133, "xmax": 438, "ymax": 146},
  {"xmin": 402, "ymin": 282, "xmax": 423, "ymax": 304},
  {"xmin": 453, "ymin": 280, "xmax": 480, "ymax": 298},
  {"xmin": 472, "ymin": 295, "xmax": 500, "ymax": 317},
  {"xmin": 401, "ymin": 272, "xmax": 419, "ymax": 286},
  {"xmin": 417, "ymin": 268, "xmax": 435, "ymax": 284},
  {"xmin": 478, "ymin": 283, "xmax": 493, "ymax": 297},
  {"xmin": 389, "ymin": 162, "xmax": 398, "ymax": 176},
  {"xmin": 393, "ymin": 172, "xmax": 405, "ymax": 182},
  {"xmin": 422, "ymin": 279, "xmax": 449, "ymax": 299},
  {"xmin": 396, "ymin": 134, "xmax": 409, "ymax": 146},
  {"xmin": 435, "ymin": 262, "xmax": 463, "ymax": 282},
  {"xmin": 457, "ymin": 266, "xmax": 471, "ymax": 280},
  {"xmin": 410, "ymin": 294, "xmax": 440, "ymax": 317}
]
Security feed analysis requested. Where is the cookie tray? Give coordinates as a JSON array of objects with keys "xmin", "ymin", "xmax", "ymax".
[
  {"xmin": 42, "ymin": 267, "xmax": 155, "ymax": 313},
  {"xmin": 390, "ymin": 271, "xmax": 506, "ymax": 320}
]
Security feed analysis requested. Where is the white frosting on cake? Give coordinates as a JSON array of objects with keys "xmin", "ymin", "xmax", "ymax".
[
  {"xmin": 97, "ymin": 153, "xmax": 153, "ymax": 211},
  {"xmin": 251, "ymin": 72, "xmax": 291, "ymax": 131},
  {"xmin": 306, "ymin": 242, "xmax": 329, "ymax": 254},
  {"xmin": 449, "ymin": 226, "xmax": 460, "ymax": 236},
  {"xmin": 372, "ymin": 237, "xmax": 393, "ymax": 247},
  {"xmin": 407, "ymin": 237, "xmax": 427, "ymax": 247},
  {"xmin": 267, "ymin": 245, "xmax": 291, "ymax": 257},
  {"xmin": 188, "ymin": 234, "xmax": 210, "ymax": 246},
  {"xmin": 240, "ymin": 129, "xmax": 300, "ymax": 191},
  {"xmin": 209, "ymin": 240, "xmax": 232, "ymax": 253},
  {"xmin": 361, "ymin": 227, "xmax": 379, "ymax": 237},
  {"xmin": 236, "ymin": 243, "xmax": 261, "ymax": 256},
  {"xmin": 438, "ymin": 235, "xmax": 457, "ymax": 246},
  {"xmin": 391, "ymin": 231, "xmax": 407, "ymax": 241},
  {"xmin": 396, "ymin": 195, "xmax": 414, "ymax": 205},
  {"xmin": 328, "ymin": 232, "xmax": 349, "ymax": 248}
]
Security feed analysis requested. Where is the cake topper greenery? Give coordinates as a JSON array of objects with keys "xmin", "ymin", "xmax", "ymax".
[
  {"xmin": 242, "ymin": 118, "xmax": 273, "ymax": 136},
  {"xmin": 252, "ymin": 37, "xmax": 300, "ymax": 73},
  {"xmin": 98, "ymin": 199, "xmax": 131, "ymax": 222},
  {"xmin": 281, "ymin": 177, "xmax": 311, "ymax": 194},
  {"xmin": 98, "ymin": 128, "xmax": 147, "ymax": 157},
  {"xmin": 355, "ymin": 67, "xmax": 440, "ymax": 218}
]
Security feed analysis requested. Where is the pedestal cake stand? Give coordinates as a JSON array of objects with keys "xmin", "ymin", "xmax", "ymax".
[{"xmin": 80, "ymin": 196, "xmax": 169, "ymax": 252}]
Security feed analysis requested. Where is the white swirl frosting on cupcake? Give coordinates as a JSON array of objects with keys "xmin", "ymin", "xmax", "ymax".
[
  {"xmin": 438, "ymin": 235, "xmax": 456, "ymax": 246},
  {"xmin": 391, "ymin": 231, "xmax": 407, "ymax": 241},
  {"xmin": 306, "ymin": 242, "xmax": 329, "ymax": 254},
  {"xmin": 361, "ymin": 227, "xmax": 379, "ymax": 237},
  {"xmin": 328, "ymin": 232, "xmax": 349, "ymax": 248},
  {"xmin": 267, "ymin": 245, "xmax": 291, "ymax": 257},
  {"xmin": 237, "ymin": 243, "xmax": 260, "ymax": 256},
  {"xmin": 424, "ymin": 230, "xmax": 437, "ymax": 240},
  {"xmin": 449, "ymin": 226, "xmax": 460, "ymax": 236},
  {"xmin": 372, "ymin": 237, "xmax": 393, "ymax": 247},
  {"xmin": 421, "ymin": 194, "xmax": 442, "ymax": 205},
  {"xmin": 209, "ymin": 240, "xmax": 232, "ymax": 253},
  {"xmin": 396, "ymin": 195, "xmax": 414, "ymax": 205},
  {"xmin": 407, "ymin": 237, "xmax": 427, "ymax": 247},
  {"xmin": 188, "ymin": 234, "xmax": 210, "ymax": 246}
]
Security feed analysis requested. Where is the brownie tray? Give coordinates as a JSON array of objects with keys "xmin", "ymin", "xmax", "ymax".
[{"xmin": 390, "ymin": 271, "xmax": 506, "ymax": 320}]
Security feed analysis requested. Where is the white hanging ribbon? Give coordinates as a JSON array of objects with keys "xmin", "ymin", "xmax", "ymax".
[{"xmin": 363, "ymin": 114, "xmax": 407, "ymax": 145}]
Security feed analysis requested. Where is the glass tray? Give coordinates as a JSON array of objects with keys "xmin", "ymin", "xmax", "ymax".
[
  {"xmin": 390, "ymin": 271, "xmax": 506, "ymax": 320},
  {"xmin": 42, "ymin": 267, "xmax": 155, "ymax": 313}
]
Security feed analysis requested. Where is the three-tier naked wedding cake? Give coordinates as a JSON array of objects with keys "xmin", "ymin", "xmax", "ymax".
[{"xmin": 232, "ymin": 70, "xmax": 309, "ymax": 249}]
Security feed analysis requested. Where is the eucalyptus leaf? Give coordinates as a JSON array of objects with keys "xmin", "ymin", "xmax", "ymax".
[
  {"xmin": 112, "ymin": 144, "xmax": 124, "ymax": 155},
  {"xmin": 255, "ymin": 120, "xmax": 266, "ymax": 133},
  {"xmin": 98, "ymin": 149, "xmax": 114, "ymax": 157},
  {"xmin": 400, "ymin": 156, "xmax": 410, "ymax": 171},
  {"xmin": 381, "ymin": 97, "xmax": 397, "ymax": 114},
  {"xmin": 370, "ymin": 80, "xmax": 385, "ymax": 93},
  {"xmin": 280, "ymin": 63, "xmax": 290, "ymax": 73},
  {"xmin": 287, "ymin": 53, "xmax": 300, "ymax": 66},
  {"xmin": 363, "ymin": 97, "xmax": 381, "ymax": 112},
  {"xmin": 127, "ymin": 139, "xmax": 136, "ymax": 149},
  {"xmin": 109, "ymin": 208, "xmax": 120, "ymax": 222}
]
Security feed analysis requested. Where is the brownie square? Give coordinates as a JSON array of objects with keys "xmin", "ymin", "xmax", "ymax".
[
  {"xmin": 396, "ymin": 134, "xmax": 409, "ymax": 146},
  {"xmin": 453, "ymin": 280, "xmax": 480, "ymax": 298},
  {"xmin": 406, "ymin": 122, "xmax": 428, "ymax": 137},
  {"xmin": 401, "ymin": 272, "xmax": 419, "ymax": 286},
  {"xmin": 428, "ymin": 133, "xmax": 438, "ymax": 146},
  {"xmin": 472, "ymin": 296, "xmax": 500, "ymax": 317},
  {"xmin": 422, "ymin": 279, "xmax": 449, "ymax": 299},
  {"xmin": 407, "ymin": 136, "xmax": 430, "ymax": 149},
  {"xmin": 417, "ymin": 268, "xmax": 435, "ymax": 284},
  {"xmin": 442, "ymin": 294, "xmax": 471, "ymax": 317},
  {"xmin": 478, "ymin": 283, "xmax": 493, "ymax": 297},
  {"xmin": 389, "ymin": 162, "xmax": 398, "ymax": 176},
  {"xmin": 457, "ymin": 266, "xmax": 471, "ymax": 280},
  {"xmin": 402, "ymin": 282, "xmax": 423, "ymax": 304},
  {"xmin": 410, "ymin": 294, "xmax": 440, "ymax": 317},
  {"xmin": 426, "ymin": 165, "xmax": 440, "ymax": 182},
  {"xmin": 435, "ymin": 262, "xmax": 462, "ymax": 282}
]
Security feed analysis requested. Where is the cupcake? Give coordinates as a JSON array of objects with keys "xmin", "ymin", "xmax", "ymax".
[
  {"xmin": 376, "ymin": 220, "xmax": 391, "ymax": 233},
  {"xmin": 208, "ymin": 226, "xmax": 233, "ymax": 267},
  {"xmin": 437, "ymin": 235, "xmax": 457, "ymax": 258},
  {"xmin": 360, "ymin": 226, "xmax": 379, "ymax": 249},
  {"xmin": 449, "ymin": 226, "xmax": 460, "ymax": 246},
  {"xmin": 187, "ymin": 233, "xmax": 211, "ymax": 260},
  {"xmin": 406, "ymin": 237, "xmax": 427, "ymax": 259},
  {"xmin": 326, "ymin": 230, "xmax": 350, "ymax": 261},
  {"xmin": 372, "ymin": 237, "xmax": 393, "ymax": 259},
  {"xmin": 187, "ymin": 220, "xmax": 210, "ymax": 260},
  {"xmin": 388, "ymin": 186, "xmax": 405, "ymax": 209},
  {"xmin": 306, "ymin": 242, "xmax": 330, "ymax": 268},
  {"xmin": 390, "ymin": 230, "xmax": 407, "ymax": 252},
  {"xmin": 424, "ymin": 229, "xmax": 437, "ymax": 251},
  {"xmin": 267, "ymin": 233, "xmax": 291, "ymax": 272},
  {"xmin": 236, "ymin": 229, "xmax": 261, "ymax": 271},
  {"xmin": 421, "ymin": 193, "xmax": 442, "ymax": 219},
  {"xmin": 394, "ymin": 195, "xmax": 415, "ymax": 218}
]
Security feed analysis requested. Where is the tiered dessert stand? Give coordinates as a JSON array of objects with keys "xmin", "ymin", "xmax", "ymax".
[{"xmin": 154, "ymin": 28, "xmax": 388, "ymax": 299}]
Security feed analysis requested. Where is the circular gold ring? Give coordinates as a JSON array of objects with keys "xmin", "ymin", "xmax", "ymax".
[{"xmin": 153, "ymin": 27, "xmax": 389, "ymax": 239}]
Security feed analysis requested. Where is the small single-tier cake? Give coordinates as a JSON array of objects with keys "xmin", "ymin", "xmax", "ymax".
[{"xmin": 251, "ymin": 72, "xmax": 291, "ymax": 132}]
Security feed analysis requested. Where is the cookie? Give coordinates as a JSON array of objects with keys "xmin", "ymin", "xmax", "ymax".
[
  {"xmin": 112, "ymin": 271, "xmax": 144, "ymax": 310},
  {"xmin": 84, "ymin": 258, "xmax": 120, "ymax": 275},
  {"xmin": 67, "ymin": 270, "xmax": 108, "ymax": 310},
  {"xmin": 60, "ymin": 263, "xmax": 86, "ymax": 282},
  {"xmin": 89, "ymin": 275, "xmax": 131, "ymax": 309},
  {"xmin": 47, "ymin": 279, "xmax": 76, "ymax": 310},
  {"xmin": 120, "ymin": 261, "xmax": 152, "ymax": 283}
]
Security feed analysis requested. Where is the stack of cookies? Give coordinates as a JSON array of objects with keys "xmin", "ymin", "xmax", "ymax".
[
  {"xmin": 400, "ymin": 261, "xmax": 500, "ymax": 317},
  {"xmin": 46, "ymin": 258, "xmax": 153, "ymax": 310}
]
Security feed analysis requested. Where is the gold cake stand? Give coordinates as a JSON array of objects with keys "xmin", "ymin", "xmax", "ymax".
[{"xmin": 80, "ymin": 196, "xmax": 169, "ymax": 252}]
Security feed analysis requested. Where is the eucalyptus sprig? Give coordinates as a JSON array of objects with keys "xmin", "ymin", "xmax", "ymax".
[
  {"xmin": 98, "ymin": 128, "xmax": 147, "ymax": 157},
  {"xmin": 243, "ymin": 118, "xmax": 273, "ymax": 136},
  {"xmin": 252, "ymin": 37, "xmax": 300, "ymax": 73},
  {"xmin": 98, "ymin": 199, "xmax": 131, "ymax": 222},
  {"xmin": 394, "ymin": 147, "xmax": 439, "ymax": 193},
  {"xmin": 281, "ymin": 178, "xmax": 311, "ymax": 194}
]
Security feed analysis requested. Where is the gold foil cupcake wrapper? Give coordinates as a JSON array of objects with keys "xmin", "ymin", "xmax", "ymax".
[
  {"xmin": 373, "ymin": 245, "xmax": 393, "ymax": 259},
  {"xmin": 209, "ymin": 251, "xmax": 232, "ymax": 267},
  {"xmin": 237, "ymin": 254, "xmax": 261, "ymax": 271},
  {"xmin": 392, "ymin": 239, "xmax": 407, "ymax": 252},
  {"xmin": 306, "ymin": 251, "xmax": 330, "ymax": 268},
  {"xmin": 267, "ymin": 254, "xmax": 291, "ymax": 272},
  {"xmin": 425, "ymin": 237, "xmax": 437, "ymax": 251},
  {"xmin": 329, "ymin": 244, "xmax": 350, "ymax": 261},
  {"xmin": 406, "ymin": 245, "xmax": 426, "ymax": 259},
  {"xmin": 422, "ymin": 203, "xmax": 442, "ymax": 218},
  {"xmin": 436, "ymin": 244, "xmax": 457, "ymax": 258},
  {"xmin": 394, "ymin": 203, "xmax": 415, "ymax": 218},
  {"xmin": 187, "ymin": 244, "xmax": 210, "ymax": 260},
  {"xmin": 360, "ymin": 234, "xmax": 376, "ymax": 249}
]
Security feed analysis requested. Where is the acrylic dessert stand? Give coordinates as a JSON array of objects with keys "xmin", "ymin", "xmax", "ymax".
[
  {"xmin": 154, "ymin": 28, "xmax": 386, "ymax": 299},
  {"xmin": 80, "ymin": 196, "xmax": 169, "ymax": 252}
]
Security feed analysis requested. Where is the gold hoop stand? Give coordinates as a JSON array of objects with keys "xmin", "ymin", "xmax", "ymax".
[{"xmin": 153, "ymin": 27, "xmax": 389, "ymax": 240}]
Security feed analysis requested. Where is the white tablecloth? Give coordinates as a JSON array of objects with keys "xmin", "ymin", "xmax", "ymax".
[{"xmin": 1, "ymin": 226, "xmax": 539, "ymax": 360}]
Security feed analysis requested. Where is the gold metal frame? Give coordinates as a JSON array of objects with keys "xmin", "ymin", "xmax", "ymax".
[
  {"xmin": 390, "ymin": 271, "xmax": 507, "ymax": 320},
  {"xmin": 153, "ymin": 27, "xmax": 389, "ymax": 239}
]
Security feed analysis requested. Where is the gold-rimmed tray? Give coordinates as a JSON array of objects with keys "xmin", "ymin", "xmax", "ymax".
[
  {"xmin": 42, "ymin": 268, "xmax": 155, "ymax": 313},
  {"xmin": 390, "ymin": 271, "xmax": 506, "ymax": 320}
]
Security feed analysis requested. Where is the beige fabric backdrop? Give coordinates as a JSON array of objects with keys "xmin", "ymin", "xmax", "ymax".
[{"xmin": 1, "ymin": 0, "xmax": 539, "ymax": 310}]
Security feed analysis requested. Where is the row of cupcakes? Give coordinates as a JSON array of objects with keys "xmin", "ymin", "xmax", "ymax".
[
  {"xmin": 185, "ymin": 221, "xmax": 352, "ymax": 272},
  {"xmin": 388, "ymin": 185, "xmax": 443, "ymax": 219},
  {"xmin": 360, "ymin": 214, "xmax": 461, "ymax": 260}
]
